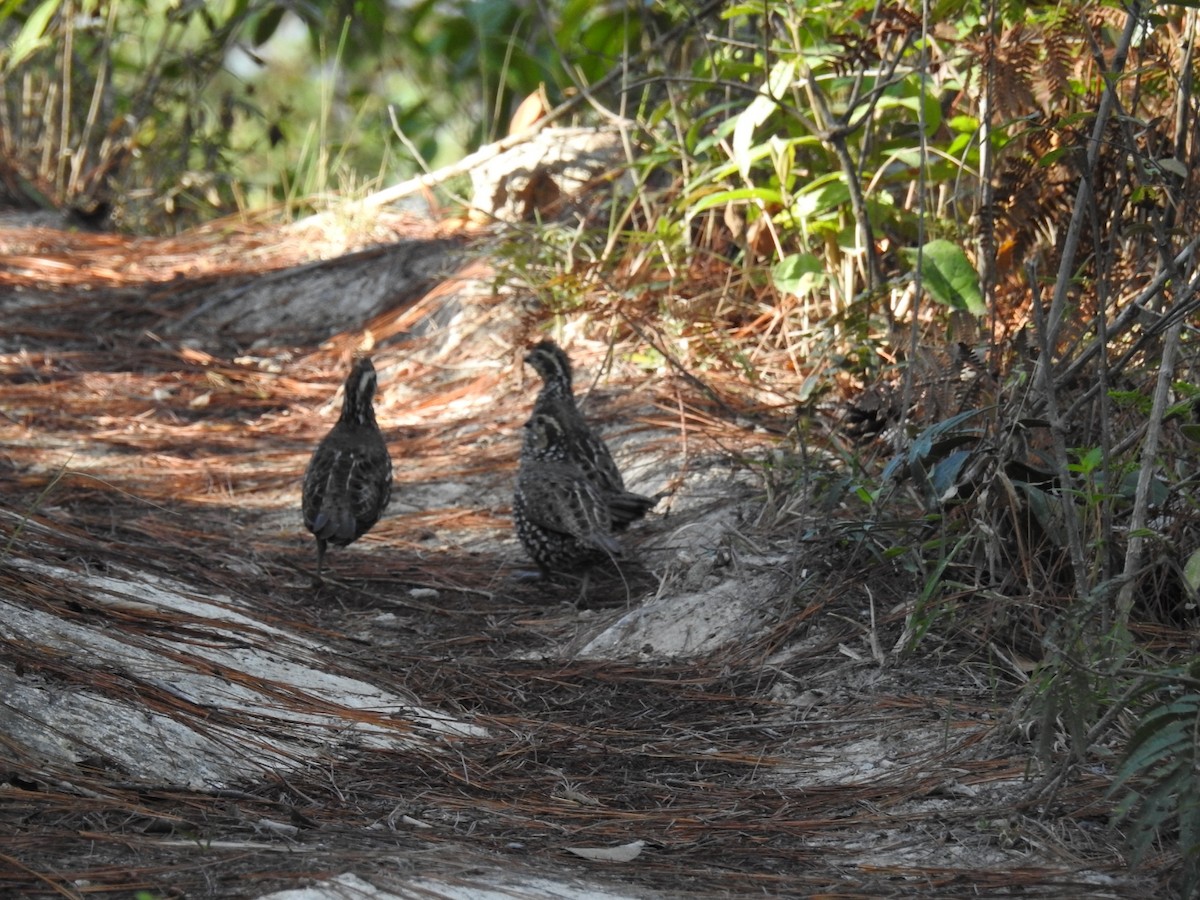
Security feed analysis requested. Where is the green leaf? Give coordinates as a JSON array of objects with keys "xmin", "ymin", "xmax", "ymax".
[
  {"xmin": 876, "ymin": 90, "xmax": 943, "ymax": 135},
  {"xmin": 1070, "ymin": 445, "xmax": 1103, "ymax": 474},
  {"xmin": 5, "ymin": 0, "xmax": 60, "ymax": 71},
  {"xmin": 791, "ymin": 173, "xmax": 849, "ymax": 221},
  {"xmin": 731, "ymin": 58, "xmax": 796, "ymax": 180},
  {"xmin": 1184, "ymin": 549, "xmax": 1200, "ymax": 600},
  {"xmin": 902, "ymin": 239, "xmax": 986, "ymax": 315},
  {"xmin": 721, "ymin": 3, "xmax": 765, "ymax": 17},
  {"xmin": 1123, "ymin": 779, "xmax": 1183, "ymax": 863},
  {"xmin": 881, "ymin": 409, "xmax": 985, "ymax": 487},
  {"xmin": 772, "ymin": 253, "xmax": 824, "ymax": 295},
  {"xmin": 1014, "ymin": 482, "xmax": 1066, "ymax": 546},
  {"xmin": 0, "ymin": 0, "xmax": 32, "ymax": 27},
  {"xmin": 1112, "ymin": 470, "xmax": 1169, "ymax": 506},
  {"xmin": 1181, "ymin": 800, "xmax": 1200, "ymax": 897},
  {"xmin": 1156, "ymin": 156, "xmax": 1189, "ymax": 179},
  {"xmin": 913, "ymin": 409, "xmax": 986, "ymax": 451},
  {"xmin": 1116, "ymin": 702, "xmax": 1195, "ymax": 782},
  {"xmin": 687, "ymin": 186, "xmax": 782, "ymax": 217}
]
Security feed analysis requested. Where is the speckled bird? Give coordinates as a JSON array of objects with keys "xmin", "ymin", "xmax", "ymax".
[
  {"xmin": 301, "ymin": 357, "xmax": 392, "ymax": 575},
  {"xmin": 522, "ymin": 339, "xmax": 656, "ymax": 531},
  {"xmin": 514, "ymin": 412, "xmax": 628, "ymax": 573}
]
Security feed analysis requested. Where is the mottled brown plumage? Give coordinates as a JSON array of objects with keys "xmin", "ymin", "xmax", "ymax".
[
  {"xmin": 515, "ymin": 341, "xmax": 656, "ymax": 572},
  {"xmin": 302, "ymin": 357, "xmax": 392, "ymax": 575},
  {"xmin": 514, "ymin": 413, "xmax": 625, "ymax": 572},
  {"xmin": 523, "ymin": 340, "xmax": 656, "ymax": 525}
]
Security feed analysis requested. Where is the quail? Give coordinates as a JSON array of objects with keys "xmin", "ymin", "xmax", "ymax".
[
  {"xmin": 302, "ymin": 357, "xmax": 392, "ymax": 575},
  {"xmin": 514, "ymin": 412, "xmax": 627, "ymax": 573},
  {"xmin": 522, "ymin": 339, "xmax": 656, "ymax": 529}
]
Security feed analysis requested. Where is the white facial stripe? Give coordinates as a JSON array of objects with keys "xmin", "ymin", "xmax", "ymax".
[{"xmin": 357, "ymin": 368, "xmax": 376, "ymax": 399}]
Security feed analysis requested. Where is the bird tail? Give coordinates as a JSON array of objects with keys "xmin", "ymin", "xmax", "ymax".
[
  {"xmin": 308, "ymin": 497, "xmax": 358, "ymax": 544},
  {"xmin": 608, "ymin": 490, "xmax": 657, "ymax": 528}
]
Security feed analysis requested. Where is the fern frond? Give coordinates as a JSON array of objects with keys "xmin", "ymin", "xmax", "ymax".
[
  {"xmin": 1110, "ymin": 676, "xmax": 1200, "ymax": 893},
  {"xmin": 992, "ymin": 25, "xmax": 1039, "ymax": 121},
  {"xmin": 1039, "ymin": 21, "xmax": 1078, "ymax": 111}
]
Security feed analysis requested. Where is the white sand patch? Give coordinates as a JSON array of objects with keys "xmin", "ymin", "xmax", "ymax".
[{"xmin": 1, "ymin": 561, "xmax": 486, "ymax": 787}]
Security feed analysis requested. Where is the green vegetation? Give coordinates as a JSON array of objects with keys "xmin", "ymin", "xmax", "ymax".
[
  {"xmin": 3, "ymin": 0, "xmax": 1199, "ymax": 888},
  {"xmin": 0, "ymin": 0, "xmax": 627, "ymax": 226}
]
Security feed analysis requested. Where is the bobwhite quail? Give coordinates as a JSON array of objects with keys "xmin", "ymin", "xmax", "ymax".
[
  {"xmin": 514, "ymin": 412, "xmax": 626, "ymax": 573},
  {"xmin": 302, "ymin": 357, "xmax": 392, "ymax": 575},
  {"xmin": 522, "ymin": 339, "xmax": 656, "ymax": 529}
]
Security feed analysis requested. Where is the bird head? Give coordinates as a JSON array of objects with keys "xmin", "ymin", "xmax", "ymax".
[
  {"xmin": 524, "ymin": 340, "xmax": 573, "ymax": 392},
  {"xmin": 340, "ymin": 357, "xmax": 379, "ymax": 426}
]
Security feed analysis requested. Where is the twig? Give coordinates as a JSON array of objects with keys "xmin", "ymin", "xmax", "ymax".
[
  {"xmin": 1027, "ymin": 265, "xmax": 1090, "ymax": 600},
  {"xmin": 1114, "ymin": 292, "xmax": 1187, "ymax": 630},
  {"xmin": 1037, "ymin": 1, "xmax": 1145, "ymax": 362}
]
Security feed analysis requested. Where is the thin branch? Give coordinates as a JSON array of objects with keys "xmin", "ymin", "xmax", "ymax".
[
  {"xmin": 1115, "ymin": 265, "xmax": 1191, "ymax": 632},
  {"xmin": 1037, "ymin": 2, "xmax": 1146, "ymax": 365}
]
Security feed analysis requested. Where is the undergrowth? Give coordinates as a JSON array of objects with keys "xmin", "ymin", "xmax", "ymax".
[{"xmin": 496, "ymin": 1, "xmax": 1200, "ymax": 886}]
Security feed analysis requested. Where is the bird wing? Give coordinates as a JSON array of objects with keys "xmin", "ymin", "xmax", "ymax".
[
  {"xmin": 304, "ymin": 438, "xmax": 391, "ymax": 544},
  {"xmin": 304, "ymin": 448, "xmax": 358, "ymax": 543},
  {"xmin": 346, "ymin": 435, "xmax": 392, "ymax": 533},
  {"xmin": 534, "ymin": 396, "xmax": 627, "ymax": 492},
  {"xmin": 574, "ymin": 431, "xmax": 626, "ymax": 492},
  {"xmin": 520, "ymin": 462, "xmax": 621, "ymax": 555}
]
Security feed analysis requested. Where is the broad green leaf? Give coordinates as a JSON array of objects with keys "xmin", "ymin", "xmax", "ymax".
[
  {"xmin": 914, "ymin": 409, "xmax": 986, "ymax": 448},
  {"xmin": 902, "ymin": 239, "xmax": 986, "ymax": 316},
  {"xmin": 791, "ymin": 174, "xmax": 849, "ymax": 220},
  {"xmin": 946, "ymin": 133, "xmax": 975, "ymax": 156},
  {"xmin": 731, "ymin": 58, "xmax": 796, "ymax": 180},
  {"xmin": 1112, "ymin": 470, "xmax": 1169, "ymax": 506},
  {"xmin": 1014, "ymin": 482, "xmax": 1066, "ymax": 547},
  {"xmin": 722, "ymin": 3, "xmax": 764, "ymax": 18},
  {"xmin": 688, "ymin": 186, "xmax": 782, "ymax": 216},
  {"xmin": 876, "ymin": 91, "xmax": 943, "ymax": 135},
  {"xmin": 5, "ymin": 0, "xmax": 59, "ymax": 71},
  {"xmin": 1156, "ymin": 157, "xmax": 1189, "ymax": 179},
  {"xmin": 772, "ymin": 253, "xmax": 824, "ymax": 295}
]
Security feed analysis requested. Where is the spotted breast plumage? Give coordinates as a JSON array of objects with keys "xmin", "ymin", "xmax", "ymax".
[
  {"xmin": 302, "ymin": 357, "xmax": 392, "ymax": 575},
  {"xmin": 514, "ymin": 413, "xmax": 626, "ymax": 572}
]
